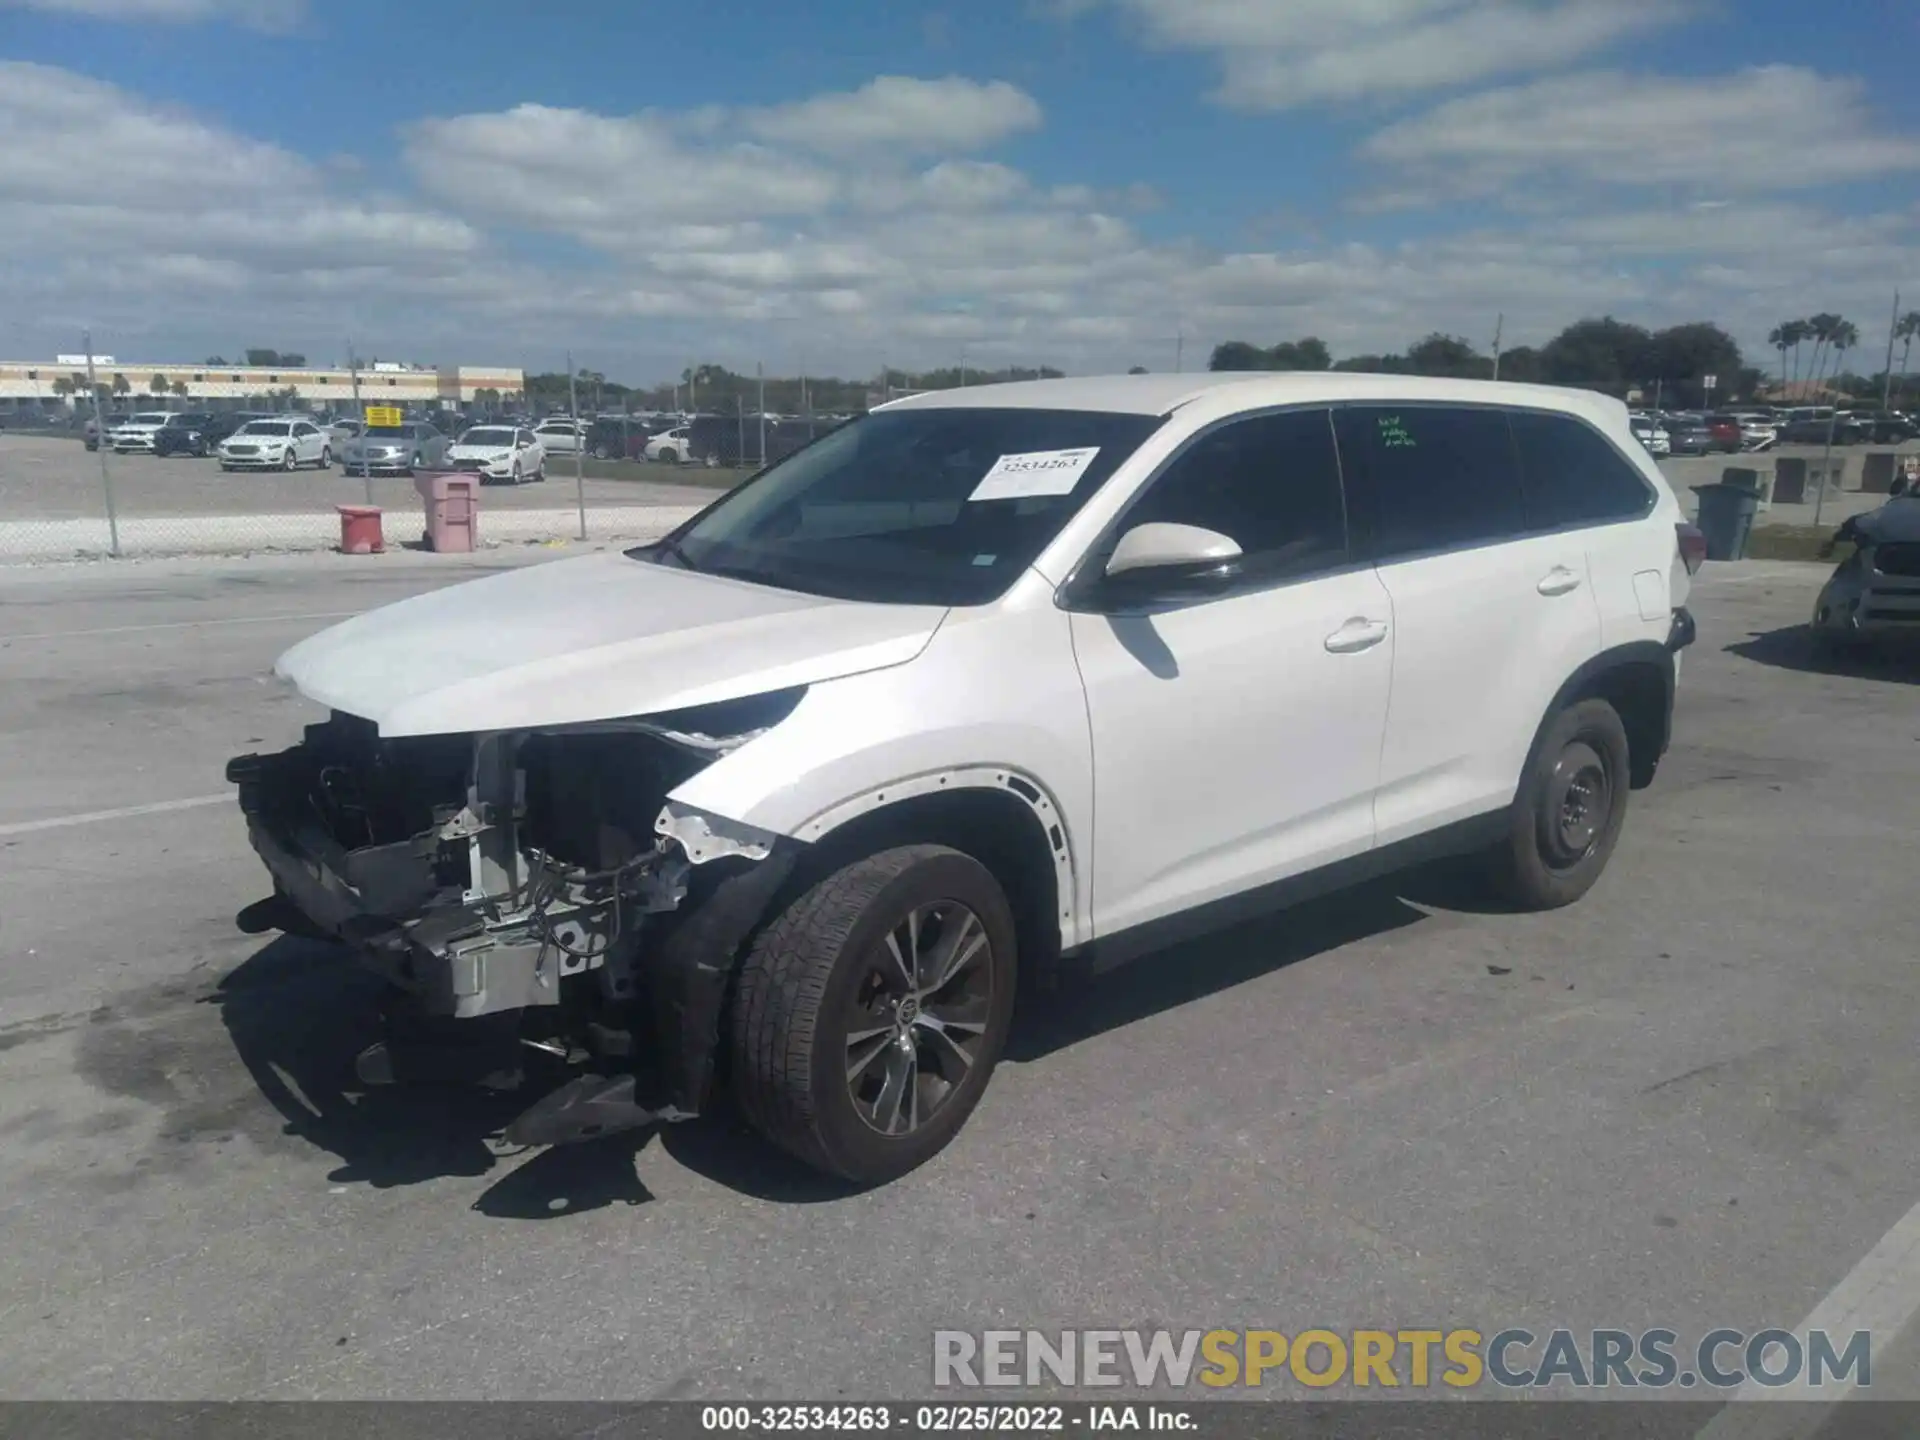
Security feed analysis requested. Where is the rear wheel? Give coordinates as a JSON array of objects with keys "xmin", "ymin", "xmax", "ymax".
[
  {"xmin": 731, "ymin": 845, "xmax": 1017, "ymax": 1184},
  {"xmin": 1485, "ymin": 698, "xmax": 1630, "ymax": 910}
]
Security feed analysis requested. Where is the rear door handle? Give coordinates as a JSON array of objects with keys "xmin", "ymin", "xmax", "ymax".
[
  {"xmin": 1324, "ymin": 618, "xmax": 1389, "ymax": 654},
  {"xmin": 1537, "ymin": 566, "xmax": 1583, "ymax": 597}
]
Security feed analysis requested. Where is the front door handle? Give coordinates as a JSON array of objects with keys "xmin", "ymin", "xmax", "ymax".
[
  {"xmin": 1537, "ymin": 567, "xmax": 1583, "ymax": 597},
  {"xmin": 1324, "ymin": 618, "xmax": 1389, "ymax": 654}
]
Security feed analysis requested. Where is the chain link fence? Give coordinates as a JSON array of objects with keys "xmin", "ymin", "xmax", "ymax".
[{"xmin": 2, "ymin": 388, "xmax": 1915, "ymax": 565}]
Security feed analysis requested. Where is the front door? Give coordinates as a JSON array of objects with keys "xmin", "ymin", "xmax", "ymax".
[{"xmin": 1068, "ymin": 407, "xmax": 1394, "ymax": 942}]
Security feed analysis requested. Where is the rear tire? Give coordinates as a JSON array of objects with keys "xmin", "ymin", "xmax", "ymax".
[
  {"xmin": 1485, "ymin": 698, "xmax": 1630, "ymax": 911},
  {"xmin": 731, "ymin": 845, "xmax": 1017, "ymax": 1185}
]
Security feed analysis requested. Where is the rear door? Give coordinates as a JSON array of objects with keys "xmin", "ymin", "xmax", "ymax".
[{"xmin": 1335, "ymin": 404, "xmax": 1602, "ymax": 847}]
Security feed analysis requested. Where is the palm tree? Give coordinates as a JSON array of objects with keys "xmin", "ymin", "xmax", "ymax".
[
  {"xmin": 111, "ymin": 373, "xmax": 130, "ymax": 397},
  {"xmin": 1803, "ymin": 314, "xmax": 1842, "ymax": 393},
  {"xmin": 51, "ymin": 376, "xmax": 73, "ymax": 401},
  {"xmin": 149, "ymin": 373, "xmax": 169, "ymax": 395},
  {"xmin": 1895, "ymin": 311, "xmax": 1920, "ymax": 407},
  {"xmin": 1768, "ymin": 323, "xmax": 1792, "ymax": 388},
  {"xmin": 1827, "ymin": 320, "xmax": 1859, "ymax": 389}
]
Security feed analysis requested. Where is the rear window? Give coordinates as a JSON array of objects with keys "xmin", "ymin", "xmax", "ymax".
[
  {"xmin": 461, "ymin": 428, "xmax": 515, "ymax": 446},
  {"xmin": 1508, "ymin": 410, "xmax": 1655, "ymax": 530}
]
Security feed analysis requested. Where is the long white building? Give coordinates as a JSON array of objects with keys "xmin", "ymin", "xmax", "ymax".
[{"xmin": 0, "ymin": 358, "xmax": 525, "ymax": 416}]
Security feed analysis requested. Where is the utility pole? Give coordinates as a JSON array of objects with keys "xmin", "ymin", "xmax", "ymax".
[
  {"xmin": 567, "ymin": 353, "xmax": 585, "ymax": 541},
  {"xmin": 1490, "ymin": 313, "xmax": 1505, "ymax": 382},
  {"xmin": 1881, "ymin": 289, "xmax": 1901, "ymax": 412},
  {"xmin": 1175, "ymin": 324, "xmax": 1185, "ymax": 374},
  {"xmin": 348, "ymin": 339, "xmax": 371, "ymax": 502},
  {"xmin": 83, "ymin": 330, "xmax": 121, "ymax": 558},
  {"xmin": 756, "ymin": 362, "xmax": 766, "ymax": 468}
]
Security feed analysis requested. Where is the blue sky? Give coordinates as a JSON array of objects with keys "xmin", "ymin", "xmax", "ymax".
[{"xmin": 2, "ymin": 0, "xmax": 1916, "ymax": 383}]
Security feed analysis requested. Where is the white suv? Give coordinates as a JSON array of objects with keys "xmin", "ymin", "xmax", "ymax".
[{"xmin": 228, "ymin": 374, "xmax": 1701, "ymax": 1184}]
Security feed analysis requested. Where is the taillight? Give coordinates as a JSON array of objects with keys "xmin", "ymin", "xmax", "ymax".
[{"xmin": 1676, "ymin": 522, "xmax": 1707, "ymax": 575}]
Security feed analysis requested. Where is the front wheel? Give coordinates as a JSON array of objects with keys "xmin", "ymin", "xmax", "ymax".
[
  {"xmin": 731, "ymin": 844, "xmax": 1017, "ymax": 1185},
  {"xmin": 1485, "ymin": 698, "xmax": 1630, "ymax": 910},
  {"xmin": 318, "ymin": 445, "xmax": 332, "ymax": 469},
  {"xmin": 281, "ymin": 449, "xmax": 296, "ymax": 472}
]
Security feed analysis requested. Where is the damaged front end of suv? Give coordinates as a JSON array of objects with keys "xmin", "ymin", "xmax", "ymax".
[{"xmin": 226, "ymin": 688, "xmax": 804, "ymax": 1146}]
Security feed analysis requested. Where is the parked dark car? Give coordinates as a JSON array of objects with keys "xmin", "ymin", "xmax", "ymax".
[
  {"xmin": 1780, "ymin": 414, "xmax": 1869, "ymax": 445},
  {"xmin": 1663, "ymin": 415, "xmax": 1715, "ymax": 455},
  {"xmin": 152, "ymin": 412, "xmax": 238, "ymax": 457},
  {"xmin": 585, "ymin": 415, "xmax": 659, "ymax": 461},
  {"xmin": 1857, "ymin": 411, "xmax": 1919, "ymax": 445}
]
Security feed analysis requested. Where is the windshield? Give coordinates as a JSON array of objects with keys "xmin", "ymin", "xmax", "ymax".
[
  {"xmin": 629, "ymin": 407, "xmax": 1164, "ymax": 606},
  {"xmin": 237, "ymin": 421, "xmax": 292, "ymax": 436},
  {"xmin": 460, "ymin": 428, "xmax": 515, "ymax": 446},
  {"xmin": 130, "ymin": 413, "xmax": 171, "ymax": 424}
]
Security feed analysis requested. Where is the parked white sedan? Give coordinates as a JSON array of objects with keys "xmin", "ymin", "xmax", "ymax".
[
  {"xmin": 446, "ymin": 425, "xmax": 546, "ymax": 485},
  {"xmin": 108, "ymin": 411, "xmax": 177, "ymax": 453},
  {"xmin": 217, "ymin": 418, "xmax": 333, "ymax": 471},
  {"xmin": 532, "ymin": 418, "xmax": 586, "ymax": 455}
]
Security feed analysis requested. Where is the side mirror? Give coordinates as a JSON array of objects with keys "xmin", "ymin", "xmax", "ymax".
[{"xmin": 1097, "ymin": 522, "xmax": 1243, "ymax": 600}]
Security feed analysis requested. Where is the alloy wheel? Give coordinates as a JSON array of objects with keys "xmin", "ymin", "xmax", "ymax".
[{"xmin": 843, "ymin": 902, "xmax": 994, "ymax": 1137}]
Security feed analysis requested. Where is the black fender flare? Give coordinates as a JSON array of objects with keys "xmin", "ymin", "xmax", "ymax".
[{"xmin": 1526, "ymin": 639, "xmax": 1678, "ymax": 794}]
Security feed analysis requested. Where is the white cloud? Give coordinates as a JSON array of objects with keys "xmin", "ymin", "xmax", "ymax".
[
  {"xmin": 0, "ymin": 0, "xmax": 302, "ymax": 29},
  {"xmin": 1364, "ymin": 66, "xmax": 1920, "ymax": 191},
  {"xmin": 738, "ymin": 76, "xmax": 1043, "ymax": 154},
  {"xmin": 1065, "ymin": 0, "xmax": 1688, "ymax": 108},
  {"xmin": 2, "ymin": 59, "xmax": 1915, "ymax": 383}
]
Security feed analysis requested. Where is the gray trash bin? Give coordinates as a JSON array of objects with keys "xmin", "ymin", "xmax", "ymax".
[{"xmin": 1691, "ymin": 483, "xmax": 1759, "ymax": 562}]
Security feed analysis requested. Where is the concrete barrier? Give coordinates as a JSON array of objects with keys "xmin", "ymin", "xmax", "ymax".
[
  {"xmin": 1862, "ymin": 452, "xmax": 1898, "ymax": 494},
  {"xmin": 1772, "ymin": 457, "xmax": 1808, "ymax": 505}
]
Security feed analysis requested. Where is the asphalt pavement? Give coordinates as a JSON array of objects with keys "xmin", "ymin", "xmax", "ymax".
[{"xmin": 0, "ymin": 553, "xmax": 1916, "ymax": 1408}]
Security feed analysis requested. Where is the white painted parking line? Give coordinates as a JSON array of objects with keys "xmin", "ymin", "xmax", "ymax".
[
  {"xmin": 0, "ymin": 610, "xmax": 360, "ymax": 642},
  {"xmin": 0, "ymin": 793, "xmax": 231, "ymax": 837},
  {"xmin": 1694, "ymin": 1196, "xmax": 1920, "ymax": 1437}
]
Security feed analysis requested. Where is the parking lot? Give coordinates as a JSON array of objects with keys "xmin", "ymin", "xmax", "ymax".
[{"xmin": 0, "ymin": 550, "xmax": 1915, "ymax": 1407}]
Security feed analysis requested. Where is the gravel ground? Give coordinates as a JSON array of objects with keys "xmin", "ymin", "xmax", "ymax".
[
  {"xmin": 0, "ymin": 434, "xmax": 732, "ymax": 521},
  {"xmin": 0, "ymin": 554, "xmax": 1915, "ymax": 1407}
]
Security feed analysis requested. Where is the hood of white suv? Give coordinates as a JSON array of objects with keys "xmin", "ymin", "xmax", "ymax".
[{"xmin": 274, "ymin": 551, "xmax": 948, "ymax": 737}]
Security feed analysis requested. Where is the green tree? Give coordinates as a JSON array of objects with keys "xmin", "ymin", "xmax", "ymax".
[
  {"xmin": 149, "ymin": 373, "xmax": 169, "ymax": 394},
  {"xmin": 111, "ymin": 373, "xmax": 130, "ymax": 397},
  {"xmin": 1539, "ymin": 317, "xmax": 1654, "ymax": 386},
  {"xmin": 204, "ymin": 355, "xmax": 228, "ymax": 366},
  {"xmin": 1128, "ymin": 365, "xmax": 1149, "ymax": 374},
  {"xmin": 1496, "ymin": 345, "xmax": 1543, "ymax": 383},
  {"xmin": 1208, "ymin": 341, "xmax": 1270, "ymax": 371},
  {"xmin": 1405, "ymin": 333, "xmax": 1492, "ymax": 378},
  {"xmin": 244, "ymin": 349, "xmax": 280, "ymax": 367},
  {"xmin": 170, "ymin": 379, "xmax": 189, "ymax": 398}
]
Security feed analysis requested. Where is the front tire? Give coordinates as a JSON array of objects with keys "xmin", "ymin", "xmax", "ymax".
[
  {"xmin": 318, "ymin": 445, "xmax": 332, "ymax": 469},
  {"xmin": 731, "ymin": 845, "xmax": 1017, "ymax": 1185},
  {"xmin": 1486, "ymin": 698, "xmax": 1630, "ymax": 910},
  {"xmin": 281, "ymin": 449, "xmax": 296, "ymax": 472}
]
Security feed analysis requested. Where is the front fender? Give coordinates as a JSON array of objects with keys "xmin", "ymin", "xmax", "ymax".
[{"xmin": 664, "ymin": 598, "xmax": 1096, "ymax": 947}]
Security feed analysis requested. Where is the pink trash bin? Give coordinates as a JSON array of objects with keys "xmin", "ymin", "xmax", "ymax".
[{"xmin": 414, "ymin": 471, "xmax": 479, "ymax": 553}]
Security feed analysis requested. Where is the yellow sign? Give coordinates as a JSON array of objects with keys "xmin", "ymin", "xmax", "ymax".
[{"xmin": 364, "ymin": 406, "xmax": 403, "ymax": 427}]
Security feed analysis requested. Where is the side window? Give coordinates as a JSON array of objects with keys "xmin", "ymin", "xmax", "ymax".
[
  {"xmin": 1509, "ymin": 409, "xmax": 1655, "ymax": 529},
  {"xmin": 517, "ymin": 429, "xmax": 535, "ymax": 445},
  {"xmin": 1334, "ymin": 405, "xmax": 1525, "ymax": 562},
  {"xmin": 1120, "ymin": 408, "xmax": 1348, "ymax": 585}
]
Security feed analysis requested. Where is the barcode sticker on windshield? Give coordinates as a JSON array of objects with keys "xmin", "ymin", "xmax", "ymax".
[{"xmin": 968, "ymin": 447, "xmax": 1101, "ymax": 501}]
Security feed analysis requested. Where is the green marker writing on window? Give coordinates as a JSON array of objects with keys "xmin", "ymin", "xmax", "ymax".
[{"xmin": 1378, "ymin": 414, "xmax": 1416, "ymax": 449}]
